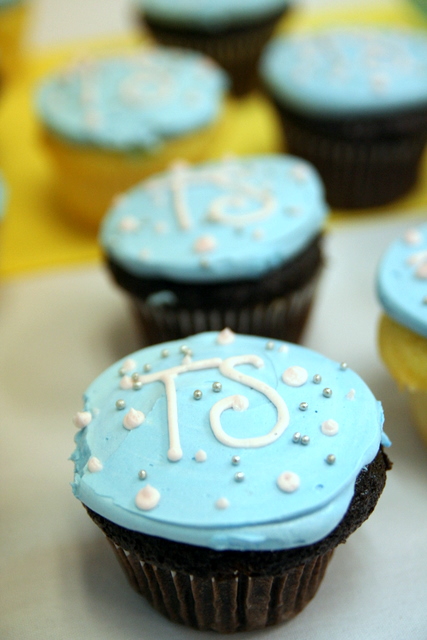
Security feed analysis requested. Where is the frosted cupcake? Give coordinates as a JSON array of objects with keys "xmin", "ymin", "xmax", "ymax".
[
  {"xmin": 134, "ymin": 0, "xmax": 292, "ymax": 95},
  {"xmin": 377, "ymin": 223, "xmax": 427, "ymax": 445},
  {"xmin": 99, "ymin": 153, "xmax": 329, "ymax": 345},
  {"xmin": 71, "ymin": 330, "xmax": 391, "ymax": 633},
  {"xmin": 0, "ymin": 0, "xmax": 28, "ymax": 79},
  {"xmin": 260, "ymin": 27, "xmax": 427, "ymax": 209},
  {"xmin": 35, "ymin": 47, "xmax": 229, "ymax": 229}
]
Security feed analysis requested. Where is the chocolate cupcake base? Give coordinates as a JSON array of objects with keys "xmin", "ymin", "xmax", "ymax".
[
  {"xmin": 105, "ymin": 234, "xmax": 324, "ymax": 346},
  {"xmin": 142, "ymin": 9, "xmax": 289, "ymax": 96},
  {"xmin": 274, "ymin": 102, "xmax": 427, "ymax": 209},
  {"xmin": 85, "ymin": 448, "xmax": 390, "ymax": 633}
]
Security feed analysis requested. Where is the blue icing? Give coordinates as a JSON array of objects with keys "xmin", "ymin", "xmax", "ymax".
[
  {"xmin": 136, "ymin": 0, "xmax": 291, "ymax": 30},
  {"xmin": 260, "ymin": 27, "xmax": 427, "ymax": 116},
  {"xmin": 377, "ymin": 223, "xmax": 427, "ymax": 339},
  {"xmin": 36, "ymin": 47, "xmax": 228, "ymax": 151},
  {"xmin": 71, "ymin": 331, "xmax": 387, "ymax": 552},
  {"xmin": 99, "ymin": 154, "xmax": 328, "ymax": 283}
]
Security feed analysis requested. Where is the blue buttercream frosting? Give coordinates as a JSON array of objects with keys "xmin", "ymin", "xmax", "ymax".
[
  {"xmin": 71, "ymin": 331, "xmax": 388, "ymax": 552},
  {"xmin": 377, "ymin": 223, "xmax": 427, "ymax": 339},
  {"xmin": 136, "ymin": 0, "xmax": 291, "ymax": 30},
  {"xmin": 99, "ymin": 154, "xmax": 328, "ymax": 283},
  {"xmin": 260, "ymin": 27, "xmax": 427, "ymax": 116},
  {"xmin": 36, "ymin": 47, "xmax": 228, "ymax": 151}
]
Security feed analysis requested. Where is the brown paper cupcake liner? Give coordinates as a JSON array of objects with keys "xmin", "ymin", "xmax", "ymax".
[
  {"xmin": 271, "ymin": 101, "xmax": 427, "ymax": 209},
  {"xmin": 143, "ymin": 9, "xmax": 289, "ymax": 96},
  {"xmin": 109, "ymin": 540, "xmax": 333, "ymax": 632},
  {"xmin": 129, "ymin": 270, "xmax": 320, "ymax": 346}
]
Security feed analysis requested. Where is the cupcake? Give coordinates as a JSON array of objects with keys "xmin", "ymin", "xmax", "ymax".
[
  {"xmin": 134, "ymin": 0, "xmax": 292, "ymax": 95},
  {"xmin": 35, "ymin": 47, "xmax": 229, "ymax": 230},
  {"xmin": 260, "ymin": 27, "xmax": 427, "ymax": 209},
  {"xmin": 70, "ymin": 330, "xmax": 391, "ymax": 633},
  {"xmin": 99, "ymin": 153, "xmax": 329, "ymax": 345},
  {"xmin": 376, "ymin": 224, "xmax": 427, "ymax": 445},
  {"xmin": 0, "ymin": 0, "xmax": 28, "ymax": 79}
]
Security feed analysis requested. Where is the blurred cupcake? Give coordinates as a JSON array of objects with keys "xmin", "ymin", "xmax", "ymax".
[
  {"xmin": 0, "ymin": 0, "xmax": 28, "ymax": 79},
  {"xmin": 99, "ymin": 153, "xmax": 329, "ymax": 345},
  {"xmin": 35, "ymin": 47, "xmax": 229, "ymax": 230},
  {"xmin": 377, "ymin": 223, "xmax": 427, "ymax": 445},
  {"xmin": 260, "ymin": 27, "xmax": 427, "ymax": 209},
  {"xmin": 134, "ymin": 0, "xmax": 292, "ymax": 95},
  {"xmin": 71, "ymin": 330, "xmax": 391, "ymax": 633}
]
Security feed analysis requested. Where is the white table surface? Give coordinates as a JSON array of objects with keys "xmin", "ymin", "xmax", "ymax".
[{"xmin": 2, "ymin": 1, "xmax": 427, "ymax": 638}]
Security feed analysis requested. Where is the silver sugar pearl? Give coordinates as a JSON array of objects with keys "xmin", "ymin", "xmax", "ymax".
[
  {"xmin": 133, "ymin": 381, "xmax": 142, "ymax": 390},
  {"xmin": 231, "ymin": 455, "xmax": 241, "ymax": 465},
  {"xmin": 299, "ymin": 401, "xmax": 308, "ymax": 411},
  {"xmin": 118, "ymin": 366, "xmax": 126, "ymax": 377},
  {"xmin": 301, "ymin": 435, "xmax": 310, "ymax": 446},
  {"xmin": 115, "ymin": 399, "xmax": 126, "ymax": 410},
  {"xmin": 266, "ymin": 341, "xmax": 275, "ymax": 350},
  {"xmin": 292, "ymin": 432, "xmax": 301, "ymax": 443},
  {"xmin": 326, "ymin": 454, "xmax": 336, "ymax": 465},
  {"xmin": 131, "ymin": 372, "xmax": 140, "ymax": 382},
  {"xmin": 340, "ymin": 362, "xmax": 348, "ymax": 371},
  {"xmin": 323, "ymin": 387, "xmax": 332, "ymax": 398},
  {"xmin": 193, "ymin": 389, "xmax": 203, "ymax": 400},
  {"xmin": 313, "ymin": 374, "xmax": 322, "ymax": 384},
  {"xmin": 143, "ymin": 363, "xmax": 152, "ymax": 372},
  {"xmin": 180, "ymin": 345, "xmax": 192, "ymax": 356},
  {"xmin": 212, "ymin": 381, "xmax": 222, "ymax": 393},
  {"xmin": 161, "ymin": 349, "xmax": 170, "ymax": 358},
  {"xmin": 138, "ymin": 469, "xmax": 147, "ymax": 480},
  {"xmin": 234, "ymin": 471, "xmax": 245, "ymax": 482}
]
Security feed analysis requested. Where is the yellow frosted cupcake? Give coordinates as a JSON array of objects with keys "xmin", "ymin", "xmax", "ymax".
[
  {"xmin": 377, "ymin": 224, "xmax": 427, "ymax": 445},
  {"xmin": 35, "ymin": 47, "xmax": 229, "ymax": 230},
  {"xmin": 0, "ymin": 0, "xmax": 28, "ymax": 79}
]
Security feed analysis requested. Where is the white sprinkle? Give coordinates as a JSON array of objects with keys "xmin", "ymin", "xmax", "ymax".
[
  {"xmin": 87, "ymin": 456, "xmax": 103, "ymax": 473},
  {"xmin": 120, "ymin": 358, "xmax": 137, "ymax": 373},
  {"xmin": 282, "ymin": 366, "xmax": 308, "ymax": 387},
  {"xmin": 290, "ymin": 164, "xmax": 309, "ymax": 182},
  {"xmin": 252, "ymin": 229, "xmax": 264, "ymax": 241},
  {"xmin": 123, "ymin": 408, "xmax": 145, "ymax": 430},
  {"xmin": 193, "ymin": 235, "xmax": 217, "ymax": 253},
  {"xmin": 120, "ymin": 375, "xmax": 133, "ymax": 390},
  {"xmin": 195, "ymin": 449, "xmax": 207, "ymax": 462},
  {"xmin": 278, "ymin": 344, "xmax": 289, "ymax": 353},
  {"xmin": 404, "ymin": 228, "xmax": 423, "ymax": 245},
  {"xmin": 277, "ymin": 471, "xmax": 300, "ymax": 493},
  {"xmin": 119, "ymin": 216, "xmax": 139, "ymax": 232},
  {"xmin": 321, "ymin": 419, "xmax": 339, "ymax": 436},
  {"xmin": 73, "ymin": 411, "xmax": 92, "ymax": 429},
  {"xmin": 135, "ymin": 485, "xmax": 160, "ymax": 510},
  {"xmin": 217, "ymin": 328, "xmax": 236, "ymax": 345},
  {"xmin": 346, "ymin": 388, "xmax": 356, "ymax": 400},
  {"xmin": 215, "ymin": 497, "xmax": 230, "ymax": 510},
  {"xmin": 416, "ymin": 262, "xmax": 427, "ymax": 279}
]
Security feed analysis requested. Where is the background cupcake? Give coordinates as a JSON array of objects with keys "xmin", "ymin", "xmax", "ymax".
[
  {"xmin": 99, "ymin": 153, "xmax": 329, "ymax": 345},
  {"xmin": 71, "ymin": 330, "xmax": 391, "ymax": 633},
  {"xmin": 376, "ymin": 223, "xmax": 427, "ymax": 446},
  {"xmin": 260, "ymin": 26, "xmax": 427, "ymax": 209},
  {"xmin": 134, "ymin": 0, "xmax": 292, "ymax": 95},
  {"xmin": 35, "ymin": 46, "xmax": 229, "ymax": 230}
]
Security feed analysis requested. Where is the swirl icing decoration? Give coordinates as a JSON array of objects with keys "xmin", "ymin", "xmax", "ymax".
[
  {"xmin": 36, "ymin": 47, "xmax": 228, "ymax": 150},
  {"xmin": 71, "ymin": 332, "xmax": 388, "ymax": 552},
  {"xmin": 377, "ymin": 222, "xmax": 427, "ymax": 338},
  {"xmin": 99, "ymin": 155, "xmax": 328, "ymax": 283}
]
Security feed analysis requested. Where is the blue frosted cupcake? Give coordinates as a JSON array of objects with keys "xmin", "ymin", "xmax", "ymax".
[
  {"xmin": 99, "ymin": 153, "xmax": 329, "ymax": 345},
  {"xmin": 71, "ymin": 330, "xmax": 391, "ymax": 632},
  {"xmin": 35, "ymin": 47, "xmax": 229, "ymax": 229},
  {"xmin": 134, "ymin": 0, "xmax": 293, "ymax": 95},
  {"xmin": 260, "ymin": 26, "xmax": 427, "ymax": 208}
]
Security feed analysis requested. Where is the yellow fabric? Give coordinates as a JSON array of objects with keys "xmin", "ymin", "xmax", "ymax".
[
  {"xmin": 0, "ymin": 2, "xmax": 27, "ymax": 78},
  {"xmin": 1, "ymin": 1, "xmax": 427, "ymax": 277},
  {"xmin": 378, "ymin": 314, "xmax": 427, "ymax": 392}
]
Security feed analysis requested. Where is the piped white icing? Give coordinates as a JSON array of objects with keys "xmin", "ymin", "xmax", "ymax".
[
  {"xmin": 123, "ymin": 408, "xmax": 145, "ymax": 430},
  {"xmin": 135, "ymin": 485, "xmax": 161, "ymax": 510},
  {"xmin": 73, "ymin": 411, "xmax": 92, "ymax": 429},
  {"xmin": 282, "ymin": 366, "xmax": 308, "ymax": 387},
  {"xmin": 277, "ymin": 471, "xmax": 300, "ymax": 493},
  {"xmin": 87, "ymin": 456, "xmax": 103, "ymax": 473}
]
